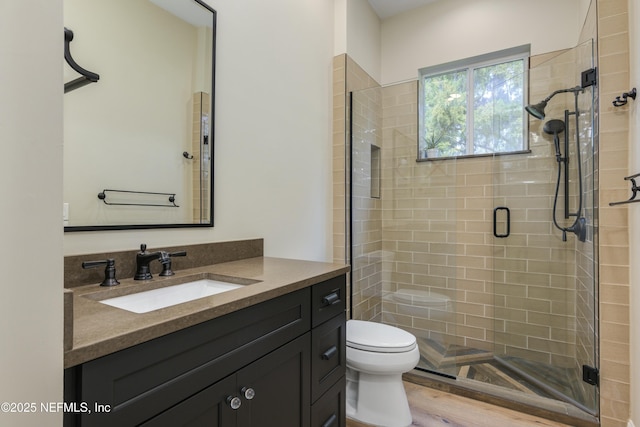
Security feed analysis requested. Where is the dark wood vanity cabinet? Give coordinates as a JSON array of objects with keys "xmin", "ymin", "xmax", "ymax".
[
  {"xmin": 64, "ymin": 275, "xmax": 346, "ymax": 427},
  {"xmin": 142, "ymin": 334, "xmax": 310, "ymax": 427}
]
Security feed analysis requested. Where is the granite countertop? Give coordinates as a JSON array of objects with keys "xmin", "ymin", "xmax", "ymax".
[{"xmin": 65, "ymin": 256, "xmax": 349, "ymax": 368}]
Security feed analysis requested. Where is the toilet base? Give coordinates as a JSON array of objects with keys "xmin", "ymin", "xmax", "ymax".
[{"xmin": 346, "ymin": 368, "xmax": 413, "ymax": 427}]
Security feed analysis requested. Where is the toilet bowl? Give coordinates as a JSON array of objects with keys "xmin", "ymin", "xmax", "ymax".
[{"xmin": 346, "ymin": 320, "xmax": 420, "ymax": 427}]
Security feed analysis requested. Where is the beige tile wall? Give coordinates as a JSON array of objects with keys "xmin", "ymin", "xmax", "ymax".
[
  {"xmin": 596, "ymin": 0, "xmax": 631, "ymax": 425},
  {"xmin": 333, "ymin": 55, "xmax": 347, "ymax": 268},
  {"xmin": 333, "ymin": 55, "xmax": 382, "ymax": 319},
  {"xmin": 351, "ymin": 84, "xmax": 384, "ymax": 321},
  {"xmin": 377, "ymin": 52, "xmax": 596, "ymax": 375}
]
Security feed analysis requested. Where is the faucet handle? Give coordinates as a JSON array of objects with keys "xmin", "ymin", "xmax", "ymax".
[
  {"xmin": 82, "ymin": 258, "xmax": 120, "ymax": 287},
  {"xmin": 159, "ymin": 251, "xmax": 187, "ymax": 277}
]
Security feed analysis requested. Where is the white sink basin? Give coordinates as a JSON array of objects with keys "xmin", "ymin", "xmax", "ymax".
[{"xmin": 99, "ymin": 279, "xmax": 244, "ymax": 313}]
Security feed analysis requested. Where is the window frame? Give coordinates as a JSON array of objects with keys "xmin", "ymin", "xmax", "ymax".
[{"xmin": 418, "ymin": 45, "xmax": 531, "ymax": 160}]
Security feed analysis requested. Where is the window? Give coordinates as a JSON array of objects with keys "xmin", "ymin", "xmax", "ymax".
[{"xmin": 418, "ymin": 45, "xmax": 529, "ymax": 159}]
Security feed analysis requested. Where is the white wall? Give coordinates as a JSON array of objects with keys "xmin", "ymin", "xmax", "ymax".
[
  {"xmin": 334, "ymin": 0, "xmax": 347, "ymax": 56},
  {"xmin": 628, "ymin": 0, "xmax": 640, "ymax": 424},
  {"xmin": 64, "ymin": 0, "xmax": 336, "ymax": 262},
  {"xmin": 0, "ymin": 1, "xmax": 64, "ymax": 426},
  {"xmin": 345, "ymin": 0, "xmax": 381, "ymax": 83},
  {"xmin": 577, "ymin": 0, "xmax": 592, "ymax": 31},
  {"xmin": 381, "ymin": 0, "xmax": 585, "ymax": 84}
]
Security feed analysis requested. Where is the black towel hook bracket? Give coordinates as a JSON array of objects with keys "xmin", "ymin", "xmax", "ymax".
[
  {"xmin": 612, "ymin": 88, "xmax": 636, "ymax": 107},
  {"xmin": 609, "ymin": 173, "xmax": 640, "ymax": 206},
  {"xmin": 64, "ymin": 27, "xmax": 100, "ymax": 93}
]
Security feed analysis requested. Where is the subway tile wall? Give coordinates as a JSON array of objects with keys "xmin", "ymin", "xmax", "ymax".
[
  {"xmin": 333, "ymin": 55, "xmax": 382, "ymax": 319},
  {"xmin": 597, "ymin": 0, "xmax": 631, "ymax": 425}
]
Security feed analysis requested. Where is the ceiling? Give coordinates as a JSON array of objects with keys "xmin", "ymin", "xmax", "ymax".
[{"xmin": 367, "ymin": 0, "xmax": 440, "ymax": 19}]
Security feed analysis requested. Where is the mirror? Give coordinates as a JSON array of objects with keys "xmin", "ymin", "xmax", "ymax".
[{"xmin": 63, "ymin": 0, "xmax": 216, "ymax": 231}]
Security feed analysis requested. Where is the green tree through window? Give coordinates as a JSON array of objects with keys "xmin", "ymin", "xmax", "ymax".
[
  {"xmin": 422, "ymin": 70, "xmax": 467, "ymax": 157},
  {"xmin": 419, "ymin": 46, "xmax": 528, "ymax": 159}
]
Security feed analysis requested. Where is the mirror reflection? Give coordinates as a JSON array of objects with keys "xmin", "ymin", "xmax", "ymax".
[{"xmin": 63, "ymin": 0, "xmax": 215, "ymax": 231}]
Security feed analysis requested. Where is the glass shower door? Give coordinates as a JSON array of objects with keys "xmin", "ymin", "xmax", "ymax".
[
  {"xmin": 349, "ymin": 83, "xmax": 460, "ymax": 379},
  {"xmin": 491, "ymin": 39, "xmax": 598, "ymax": 414}
]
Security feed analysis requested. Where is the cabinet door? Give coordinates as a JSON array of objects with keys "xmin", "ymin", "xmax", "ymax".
[
  {"xmin": 141, "ymin": 375, "xmax": 237, "ymax": 427},
  {"xmin": 237, "ymin": 334, "xmax": 311, "ymax": 427}
]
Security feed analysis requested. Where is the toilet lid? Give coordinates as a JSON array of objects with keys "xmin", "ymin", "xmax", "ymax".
[{"xmin": 346, "ymin": 320, "xmax": 417, "ymax": 353}]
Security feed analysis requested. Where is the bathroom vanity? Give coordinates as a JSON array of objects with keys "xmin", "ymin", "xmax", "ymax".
[{"xmin": 63, "ymin": 247, "xmax": 348, "ymax": 427}]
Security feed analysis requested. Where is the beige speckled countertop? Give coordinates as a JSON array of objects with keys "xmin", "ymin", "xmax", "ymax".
[{"xmin": 65, "ymin": 256, "xmax": 349, "ymax": 368}]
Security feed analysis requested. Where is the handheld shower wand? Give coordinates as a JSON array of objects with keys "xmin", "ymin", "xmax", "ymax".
[
  {"xmin": 526, "ymin": 87, "xmax": 586, "ymax": 242},
  {"xmin": 543, "ymin": 119, "xmax": 565, "ymax": 163}
]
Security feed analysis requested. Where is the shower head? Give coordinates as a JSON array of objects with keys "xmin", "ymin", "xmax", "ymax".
[
  {"xmin": 525, "ymin": 101, "xmax": 548, "ymax": 119},
  {"xmin": 525, "ymin": 86, "xmax": 584, "ymax": 120}
]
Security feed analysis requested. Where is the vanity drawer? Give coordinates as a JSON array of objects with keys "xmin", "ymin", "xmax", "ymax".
[
  {"xmin": 311, "ymin": 376, "xmax": 346, "ymax": 427},
  {"xmin": 311, "ymin": 312, "xmax": 346, "ymax": 402},
  {"xmin": 311, "ymin": 276, "xmax": 346, "ymax": 327}
]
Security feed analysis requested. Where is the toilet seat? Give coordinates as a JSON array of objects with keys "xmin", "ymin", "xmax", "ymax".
[{"xmin": 346, "ymin": 320, "xmax": 416, "ymax": 353}]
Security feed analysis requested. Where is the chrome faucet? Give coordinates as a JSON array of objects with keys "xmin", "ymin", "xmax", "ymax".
[{"xmin": 134, "ymin": 244, "xmax": 169, "ymax": 280}]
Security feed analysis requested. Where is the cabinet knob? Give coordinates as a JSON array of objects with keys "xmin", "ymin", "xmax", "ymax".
[
  {"xmin": 226, "ymin": 396, "xmax": 242, "ymax": 410},
  {"xmin": 241, "ymin": 387, "xmax": 256, "ymax": 400}
]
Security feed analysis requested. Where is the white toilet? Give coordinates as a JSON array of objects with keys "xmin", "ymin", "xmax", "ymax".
[{"xmin": 346, "ymin": 320, "xmax": 420, "ymax": 427}]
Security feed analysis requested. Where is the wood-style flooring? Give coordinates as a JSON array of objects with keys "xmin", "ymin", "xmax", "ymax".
[{"xmin": 345, "ymin": 381, "xmax": 573, "ymax": 427}]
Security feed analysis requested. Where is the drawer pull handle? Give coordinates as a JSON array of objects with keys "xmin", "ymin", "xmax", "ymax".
[
  {"xmin": 321, "ymin": 346, "xmax": 338, "ymax": 360},
  {"xmin": 241, "ymin": 387, "xmax": 255, "ymax": 400},
  {"xmin": 322, "ymin": 413, "xmax": 338, "ymax": 427},
  {"xmin": 321, "ymin": 292, "xmax": 340, "ymax": 306},
  {"xmin": 226, "ymin": 396, "xmax": 242, "ymax": 410}
]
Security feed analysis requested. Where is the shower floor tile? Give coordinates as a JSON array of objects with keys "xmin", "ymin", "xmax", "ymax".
[{"xmin": 417, "ymin": 338, "xmax": 592, "ymax": 406}]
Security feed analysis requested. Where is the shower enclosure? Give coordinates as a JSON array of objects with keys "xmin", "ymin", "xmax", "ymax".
[{"xmin": 347, "ymin": 39, "xmax": 598, "ymax": 420}]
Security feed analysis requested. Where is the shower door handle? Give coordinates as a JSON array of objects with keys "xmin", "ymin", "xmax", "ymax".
[{"xmin": 493, "ymin": 207, "xmax": 510, "ymax": 238}]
